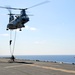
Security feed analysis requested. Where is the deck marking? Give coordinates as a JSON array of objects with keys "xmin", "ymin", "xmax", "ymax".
[
  {"xmin": 5, "ymin": 64, "xmax": 26, "ymax": 68},
  {"xmin": 5, "ymin": 64, "xmax": 75, "ymax": 74},
  {"xmin": 27, "ymin": 64, "xmax": 75, "ymax": 74}
]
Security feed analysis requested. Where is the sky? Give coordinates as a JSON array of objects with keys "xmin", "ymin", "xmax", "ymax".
[{"xmin": 0, "ymin": 0, "xmax": 75, "ymax": 55}]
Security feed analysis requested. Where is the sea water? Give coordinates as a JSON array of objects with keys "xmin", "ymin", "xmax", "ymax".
[{"xmin": 15, "ymin": 55, "xmax": 75, "ymax": 64}]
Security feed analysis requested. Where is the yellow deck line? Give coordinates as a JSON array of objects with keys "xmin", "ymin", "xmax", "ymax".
[
  {"xmin": 27, "ymin": 64, "xmax": 75, "ymax": 74},
  {"xmin": 5, "ymin": 64, "xmax": 75, "ymax": 74}
]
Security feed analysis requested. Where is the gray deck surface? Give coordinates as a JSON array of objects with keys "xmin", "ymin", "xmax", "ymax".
[{"xmin": 0, "ymin": 58, "xmax": 75, "ymax": 75}]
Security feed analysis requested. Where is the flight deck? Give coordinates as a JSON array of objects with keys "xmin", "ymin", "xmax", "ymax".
[{"xmin": 0, "ymin": 58, "xmax": 75, "ymax": 75}]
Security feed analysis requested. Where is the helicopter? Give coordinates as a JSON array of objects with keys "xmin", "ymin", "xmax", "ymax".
[
  {"xmin": 7, "ymin": 8, "xmax": 29, "ymax": 31},
  {"xmin": 0, "ymin": 1, "xmax": 49, "ymax": 31}
]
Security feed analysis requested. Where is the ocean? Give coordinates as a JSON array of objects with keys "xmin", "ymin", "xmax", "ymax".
[{"xmin": 15, "ymin": 55, "xmax": 75, "ymax": 64}]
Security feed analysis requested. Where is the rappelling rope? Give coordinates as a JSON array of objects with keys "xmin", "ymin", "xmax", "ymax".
[
  {"xmin": 9, "ymin": 30, "xmax": 17, "ymax": 56},
  {"xmin": 9, "ymin": 30, "xmax": 12, "ymax": 55},
  {"xmin": 12, "ymin": 30, "xmax": 17, "ymax": 55}
]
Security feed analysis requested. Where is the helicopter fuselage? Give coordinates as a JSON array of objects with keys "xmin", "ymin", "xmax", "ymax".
[
  {"xmin": 7, "ymin": 9, "xmax": 29, "ymax": 30},
  {"xmin": 7, "ymin": 10, "xmax": 29, "ymax": 31}
]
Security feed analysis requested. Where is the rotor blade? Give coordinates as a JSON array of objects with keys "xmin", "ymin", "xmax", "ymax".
[
  {"xmin": 0, "ymin": 6, "xmax": 7, "ymax": 9},
  {"xmin": 0, "ymin": 6, "xmax": 22, "ymax": 10},
  {"xmin": 27, "ymin": 14, "xmax": 33, "ymax": 16},
  {"xmin": 8, "ymin": 14, "xmax": 19, "ymax": 15},
  {"xmin": 8, "ymin": 14, "xmax": 33, "ymax": 16},
  {"xmin": 6, "ymin": 7, "xmax": 22, "ymax": 10},
  {"xmin": 0, "ymin": 0, "xmax": 50, "ymax": 10},
  {"xmin": 26, "ymin": 0, "xmax": 50, "ymax": 10}
]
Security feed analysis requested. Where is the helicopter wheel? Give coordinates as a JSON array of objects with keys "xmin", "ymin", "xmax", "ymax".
[
  {"xmin": 19, "ymin": 28, "xmax": 22, "ymax": 31},
  {"xmin": 6, "ymin": 28, "xmax": 9, "ymax": 30},
  {"xmin": 22, "ymin": 25, "xmax": 25, "ymax": 27}
]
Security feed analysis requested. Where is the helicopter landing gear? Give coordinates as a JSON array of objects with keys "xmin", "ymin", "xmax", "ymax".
[
  {"xmin": 22, "ymin": 25, "xmax": 25, "ymax": 27},
  {"xmin": 6, "ymin": 28, "xmax": 9, "ymax": 30},
  {"xmin": 19, "ymin": 28, "xmax": 22, "ymax": 31}
]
